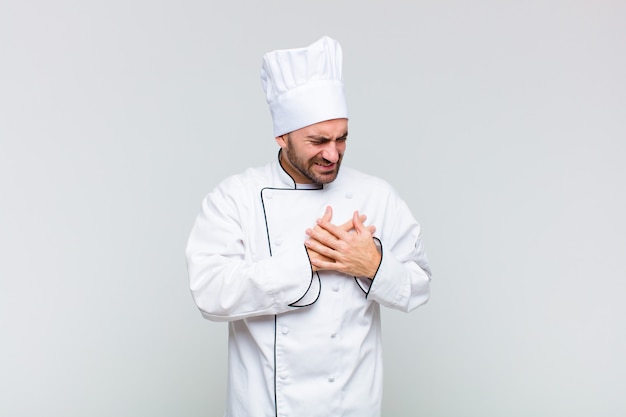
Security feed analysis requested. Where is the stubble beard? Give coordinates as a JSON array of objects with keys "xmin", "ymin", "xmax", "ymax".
[{"xmin": 284, "ymin": 144, "xmax": 342, "ymax": 185}]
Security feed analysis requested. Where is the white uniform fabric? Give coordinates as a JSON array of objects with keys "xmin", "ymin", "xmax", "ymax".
[{"xmin": 186, "ymin": 154, "xmax": 431, "ymax": 417}]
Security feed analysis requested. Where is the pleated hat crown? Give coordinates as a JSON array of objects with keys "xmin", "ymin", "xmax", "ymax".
[{"xmin": 261, "ymin": 36, "xmax": 348, "ymax": 137}]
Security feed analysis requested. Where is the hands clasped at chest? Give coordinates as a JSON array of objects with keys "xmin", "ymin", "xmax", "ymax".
[{"xmin": 304, "ymin": 206, "xmax": 381, "ymax": 279}]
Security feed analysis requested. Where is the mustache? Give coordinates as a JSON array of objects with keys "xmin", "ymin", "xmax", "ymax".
[{"xmin": 314, "ymin": 156, "xmax": 341, "ymax": 166}]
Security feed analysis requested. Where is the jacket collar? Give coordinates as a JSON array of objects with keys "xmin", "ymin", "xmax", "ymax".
[{"xmin": 272, "ymin": 150, "xmax": 297, "ymax": 188}]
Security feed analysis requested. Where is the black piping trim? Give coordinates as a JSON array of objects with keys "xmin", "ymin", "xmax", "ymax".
[
  {"xmin": 261, "ymin": 186, "xmax": 324, "ymax": 306},
  {"xmin": 277, "ymin": 149, "xmax": 297, "ymax": 189},
  {"xmin": 260, "ymin": 187, "xmax": 275, "ymax": 256},
  {"xmin": 289, "ymin": 246, "xmax": 322, "ymax": 307},
  {"xmin": 364, "ymin": 237, "xmax": 383, "ymax": 299},
  {"xmin": 261, "ymin": 151, "xmax": 325, "ymax": 417},
  {"xmin": 261, "ymin": 186, "xmax": 324, "ymax": 417},
  {"xmin": 354, "ymin": 276, "xmax": 369, "ymax": 295},
  {"xmin": 273, "ymin": 314, "xmax": 277, "ymax": 417}
]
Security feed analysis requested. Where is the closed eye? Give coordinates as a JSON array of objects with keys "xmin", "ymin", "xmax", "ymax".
[{"xmin": 306, "ymin": 133, "xmax": 348, "ymax": 145}]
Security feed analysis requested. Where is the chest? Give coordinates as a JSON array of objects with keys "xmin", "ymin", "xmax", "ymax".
[{"xmin": 259, "ymin": 186, "xmax": 384, "ymax": 256}]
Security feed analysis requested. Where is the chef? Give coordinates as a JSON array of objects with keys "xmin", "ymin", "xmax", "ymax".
[{"xmin": 186, "ymin": 36, "xmax": 432, "ymax": 417}]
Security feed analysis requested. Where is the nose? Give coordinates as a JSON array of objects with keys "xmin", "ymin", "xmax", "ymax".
[{"xmin": 321, "ymin": 142, "xmax": 340, "ymax": 163}]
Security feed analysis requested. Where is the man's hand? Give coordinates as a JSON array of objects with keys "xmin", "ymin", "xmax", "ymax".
[{"xmin": 304, "ymin": 206, "xmax": 381, "ymax": 278}]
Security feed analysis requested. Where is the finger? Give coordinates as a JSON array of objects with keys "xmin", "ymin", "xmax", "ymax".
[
  {"xmin": 338, "ymin": 217, "xmax": 355, "ymax": 232},
  {"xmin": 311, "ymin": 206, "xmax": 335, "ymax": 235},
  {"xmin": 306, "ymin": 247, "xmax": 334, "ymax": 273},
  {"xmin": 306, "ymin": 206, "xmax": 334, "ymax": 238},
  {"xmin": 353, "ymin": 211, "xmax": 376, "ymax": 236},
  {"xmin": 306, "ymin": 223, "xmax": 339, "ymax": 246},
  {"xmin": 308, "ymin": 256, "xmax": 337, "ymax": 272},
  {"xmin": 318, "ymin": 214, "xmax": 367, "ymax": 236},
  {"xmin": 352, "ymin": 211, "xmax": 366, "ymax": 232},
  {"xmin": 321, "ymin": 206, "xmax": 333, "ymax": 223},
  {"xmin": 316, "ymin": 218, "xmax": 351, "ymax": 240},
  {"xmin": 306, "ymin": 247, "xmax": 334, "ymax": 263},
  {"xmin": 338, "ymin": 213, "xmax": 367, "ymax": 232},
  {"xmin": 305, "ymin": 237, "xmax": 337, "ymax": 259}
]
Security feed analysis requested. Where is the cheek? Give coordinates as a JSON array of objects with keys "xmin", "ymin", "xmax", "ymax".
[
  {"xmin": 304, "ymin": 147, "xmax": 322, "ymax": 161},
  {"xmin": 291, "ymin": 145, "xmax": 316, "ymax": 164}
]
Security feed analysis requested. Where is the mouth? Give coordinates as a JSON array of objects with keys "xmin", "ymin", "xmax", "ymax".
[{"xmin": 314, "ymin": 162, "xmax": 336, "ymax": 172}]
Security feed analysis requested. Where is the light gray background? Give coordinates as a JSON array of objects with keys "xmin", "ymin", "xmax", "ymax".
[{"xmin": 1, "ymin": 1, "xmax": 625, "ymax": 416}]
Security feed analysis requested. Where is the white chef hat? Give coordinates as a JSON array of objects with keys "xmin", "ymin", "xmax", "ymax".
[{"xmin": 261, "ymin": 36, "xmax": 348, "ymax": 137}]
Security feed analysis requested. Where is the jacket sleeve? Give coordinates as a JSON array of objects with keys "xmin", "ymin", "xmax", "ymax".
[
  {"xmin": 185, "ymin": 179, "xmax": 316, "ymax": 322},
  {"xmin": 363, "ymin": 188, "xmax": 432, "ymax": 312}
]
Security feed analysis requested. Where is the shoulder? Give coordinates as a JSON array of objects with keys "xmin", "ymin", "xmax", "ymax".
[
  {"xmin": 214, "ymin": 163, "xmax": 273, "ymax": 192},
  {"xmin": 201, "ymin": 163, "xmax": 273, "ymax": 210}
]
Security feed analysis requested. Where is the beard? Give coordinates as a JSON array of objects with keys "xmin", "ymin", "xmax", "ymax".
[{"xmin": 283, "ymin": 144, "xmax": 343, "ymax": 185}]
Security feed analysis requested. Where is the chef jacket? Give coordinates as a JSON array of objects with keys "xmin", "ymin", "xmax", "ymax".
[{"xmin": 186, "ymin": 154, "xmax": 431, "ymax": 417}]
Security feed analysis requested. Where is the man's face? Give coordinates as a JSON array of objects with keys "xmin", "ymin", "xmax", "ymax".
[{"xmin": 276, "ymin": 118, "xmax": 348, "ymax": 185}]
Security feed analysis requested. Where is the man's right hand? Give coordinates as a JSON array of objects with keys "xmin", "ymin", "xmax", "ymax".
[{"xmin": 305, "ymin": 206, "xmax": 376, "ymax": 274}]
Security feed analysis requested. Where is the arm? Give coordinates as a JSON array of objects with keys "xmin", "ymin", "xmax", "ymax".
[
  {"xmin": 304, "ymin": 192, "xmax": 431, "ymax": 313},
  {"xmin": 185, "ymin": 181, "xmax": 315, "ymax": 322},
  {"xmin": 366, "ymin": 193, "xmax": 431, "ymax": 312}
]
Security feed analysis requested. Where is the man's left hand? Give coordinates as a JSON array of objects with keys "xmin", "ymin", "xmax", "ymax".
[{"xmin": 305, "ymin": 207, "xmax": 381, "ymax": 279}]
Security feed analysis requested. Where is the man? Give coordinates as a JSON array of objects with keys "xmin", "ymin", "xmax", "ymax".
[{"xmin": 186, "ymin": 36, "xmax": 431, "ymax": 417}]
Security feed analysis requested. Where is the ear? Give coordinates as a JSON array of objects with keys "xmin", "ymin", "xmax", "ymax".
[{"xmin": 275, "ymin": 134, "xmax": 288, "ymax": 150}]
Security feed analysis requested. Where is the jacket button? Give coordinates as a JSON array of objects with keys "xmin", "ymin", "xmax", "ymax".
[
  {"xmin": 275, "ymin": 239, "xmax": 283, "ymax": 246},
  {"xmin": 330, "ymin": 332, "xmax": 337, "ymax": 339},
  {"xmin": 328, "ymin": 376, "xmax": 335, "ymax": 383},
  {"xmin": 345, "ymin": 192, "xmax": 353, "ymax": 199},
  {"xmin": 281, "ymin": 327, "xmax": 289, "ymax": 335},
  {"xmin": 280, "ymin": 373, "xmax": 288, "ymax": 380},
  {"xmin": 332, "ymin": 284, "xmax": 339, "ymax": 292}
]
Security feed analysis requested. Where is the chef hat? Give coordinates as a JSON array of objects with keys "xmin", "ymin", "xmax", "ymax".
[{"xmin": 261, "ymin": 36, "xmax": 348, "ymax": 137}]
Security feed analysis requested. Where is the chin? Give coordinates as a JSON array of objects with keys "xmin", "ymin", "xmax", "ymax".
[{"xmin": 313, "ymin": 172, "xmax": 339, "ymax": 185}]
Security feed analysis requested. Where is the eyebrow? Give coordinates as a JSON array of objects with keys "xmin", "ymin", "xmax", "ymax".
[{"xmin": 306, "ymin": 132, "xmax": 349, "ymax": 141}]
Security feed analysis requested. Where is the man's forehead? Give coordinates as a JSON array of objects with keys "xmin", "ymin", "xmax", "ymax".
[
  {"xmin": 298, "ymin": 119, "xmax": 348, "ymax": 136},
  {"xmin": 305, "ymin": 131, "xmax": 348, "ymax": 140}
]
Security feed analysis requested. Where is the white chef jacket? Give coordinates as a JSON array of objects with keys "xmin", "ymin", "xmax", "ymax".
[{"xmin": 186, "ymin": 154, "xmax": 431, "ymax": 417}]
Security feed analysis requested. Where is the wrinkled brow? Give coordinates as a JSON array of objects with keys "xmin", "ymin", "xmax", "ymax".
[{"xmin": 306, "ymin": 132, "xmax": 348, "ymax": 141}]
